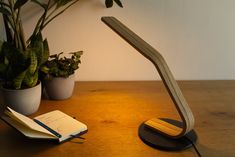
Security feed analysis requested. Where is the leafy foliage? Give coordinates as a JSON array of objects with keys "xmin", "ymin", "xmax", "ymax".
[
  {"xmin": 41, "ymin": 51, "xmax": 83, "ymax": 78},
  {"xmin": 105, "ymin": 0, "xmax": 123, "ymax": 8},
  {"xmin": 0, "ymin": 0, "xmax": 122, "ymax": 89},
  {"xmin": 0, "ymin": 33, "xmax": 49, "ymax": 89}
]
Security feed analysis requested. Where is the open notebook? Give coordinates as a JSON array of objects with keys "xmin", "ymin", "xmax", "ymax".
[{"xmin": 1, "ymin": 107, "xmax": 87, "ymax": 143}]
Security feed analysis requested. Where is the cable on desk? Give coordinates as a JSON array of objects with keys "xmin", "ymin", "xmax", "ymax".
[{"xmin": 186, "ymin": 137, "xmax": 202, "ymax": 157}]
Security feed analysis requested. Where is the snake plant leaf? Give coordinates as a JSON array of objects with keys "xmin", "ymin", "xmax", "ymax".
[
  {"xmin": 23, "ymin": 72, "xmax": 33, "ymax": 87},
  {"xmin": 4, "ymin": 57, "xmax": 9, "ymax": 65},
  {"xmin": 13, "ymin": 70, "xmax": 27, "ymax": 89},
  {"xmin": 0, "ymin": 40, "xmax": 3, "ymax": 51},
  {"xmin": 0, "ymin": 63, "xmax": 7, "ymax": 75},
  {"xmin": 31, "ymin": 70, "xmax": 39, "ymax": 87},
  {"xmin": 2, "ymin": 42, "xmax": 28, "ymax": 68},
  {"xmin": 29, "ymin": 37, "xmax": 49, "ymax": 67},
  {"xmin": 0, "ymin": 7, "xmax": 11, "ymax": 16},
  {"xmin": 105, "ymin": 0, "xmax": 113, "ymax": 8},
  {"xmin": 114, "ymin": 0, "xmax": 123, "ymax": 7},
  {"xmin": 41, "ymin": 39, "xmax": 49, "ymax": 65},
  {"xmin": 0, "ymin": 57, "xmax": 8, "ymax": 76},
  {"xmin": 29, "ymin": 33, "xmax": 44, "ymax": 61},
  {"xmin": 23, "ymin": 69, "xmax": 38, "ymax": 87},
  {"xmin": 29, "ymin": 32, "xmax": 43, "ymax": 46},
  {"xmin": 14, "ymin": 0, "xmax": 29, "ymax": 10},
  {"xmin": 0, "ymin": 2, "xmax": 9, "ymax": 7},
  {"xmin": 29, "ymin": 50, "xmax": 38, "ymax": 75}
]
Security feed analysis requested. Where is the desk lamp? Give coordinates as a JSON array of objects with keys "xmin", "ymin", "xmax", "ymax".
[{"xmin": 101, "ymin": 16, "xmax": 197, "ymax": 151}]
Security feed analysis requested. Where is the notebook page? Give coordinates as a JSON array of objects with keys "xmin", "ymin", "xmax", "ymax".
[
  {"xmin": 2, "ymin": 115, "xmax": 57, "ymax": 139},
  {"xmin": 34, "ymin": 110, "xmax": 87, "ymax": 138},
  {"xmin": 7, "ymin": 107, "xmax": 55, "ymax": 136}
]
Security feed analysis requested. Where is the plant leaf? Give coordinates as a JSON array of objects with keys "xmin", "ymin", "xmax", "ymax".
[
  {"xmin": 29, "ymin": 50, "xmax": 38, "ymax": 75},
  {"xmin": 31, "ymin": 70, "xmax": 38, "ymax": 87},
  {"xmin": 29, "ymin": 33, "xmax": 44, "ymax": 63},
  {"xmin": 114, "ymin": 0, "xmax": 123, "ymax": 7},
  {"xmin": 14, "ymin": 0, "xmax": 29, "ymax": 10},
  {"xmin": 0, "ymin": 7, "xmax": 11, "ymax": 16},
  {"xmin": 0, "ymin": 40, "xmax": 3, "ymax": 51},
  {"xmin": 0, "ymin": 2, "xmax": 10, "ymax": 8},
  {"xmin": 13, "ymin": 70, "xmax": 27, "ymax": 89},
  {"xmin": 23, "ymin": 70, "xmax": 38, "ymax": 87},
  {"xmin": 0, "ymin": 63, "xmax": 7, "ymax": 75},
  {"xmin": 40, "ymin": 65, "xmax": 49, "ymax": 73},
  {"xmin": 105, "ymin": 0, "xmax": 113, "ymax": 8},
  {"xmin": 41, "ymin": 39, "xmax": 49, "ymax": 65},
  {"xmin": 22, "ymin": 71, "xmax": 33, "ymax": 87},
  {"xmin": 2, "ymin": 14, "xmax": 14, "ymax": 43},
  {"xmin": 0, "ymin": 57, "xmax": 8, "ymax": 77},
  {"xmin": 43, "ymin": 50, "xmax": 82, "ymax": 77}
]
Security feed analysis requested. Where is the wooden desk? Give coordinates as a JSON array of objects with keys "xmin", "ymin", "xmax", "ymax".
[{"xmin": 0, "ymin": 81, "xmax": 235, "ymax": 157}]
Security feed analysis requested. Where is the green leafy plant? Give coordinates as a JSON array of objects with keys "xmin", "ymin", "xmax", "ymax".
[
  {"xmin": 0, "ymin": 33, "xmax": 49, "ymax": 89},
  {"xmin": 41, "ymin": 51, "xmax": 83, "ymax": 78},
  {"xmin": 0, "ymin": 0, "xmax": 123, "ymax": 89}
]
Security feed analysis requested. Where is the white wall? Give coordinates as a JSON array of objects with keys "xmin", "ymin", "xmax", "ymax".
[{"xmin": 1, "ymin": 0, "xmax": 235, "ymax": 80}]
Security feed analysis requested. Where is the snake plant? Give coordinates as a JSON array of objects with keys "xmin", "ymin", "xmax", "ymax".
[{"xmin": 0, "ymin": 33, "xmax": 49, "ymax": 89}]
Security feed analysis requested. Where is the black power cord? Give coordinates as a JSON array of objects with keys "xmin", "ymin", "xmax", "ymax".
[{"xmin": 186, "ymin": 137, "xmax": 202, "ymax": 157}]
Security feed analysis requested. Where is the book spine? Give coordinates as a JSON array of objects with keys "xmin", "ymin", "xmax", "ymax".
[{"xmin": 33, "ymin": 119, "xmax": 62, "ymax": 138}]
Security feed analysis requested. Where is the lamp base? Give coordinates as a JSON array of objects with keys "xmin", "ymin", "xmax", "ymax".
[{"xmin": 138, "ymin": 118, "xmax": 197, "ymax": 151}]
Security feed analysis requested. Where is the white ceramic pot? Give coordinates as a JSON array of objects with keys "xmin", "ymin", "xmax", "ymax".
[
  {"xmin": 1, "ymin": 82, "xmax": 41, "ymax": 115},
  {"xmin": 44, "ymin": 74, "xmax": 75, "ymax": 100}
]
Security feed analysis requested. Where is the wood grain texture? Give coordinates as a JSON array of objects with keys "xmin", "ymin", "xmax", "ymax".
[
  {"xmin": 101, "ymin": 16, "xmax": 194, "ymax": 138},
  {"xmin": 0, "ymin": 81, "xmax": 235, "ymax": 157}
]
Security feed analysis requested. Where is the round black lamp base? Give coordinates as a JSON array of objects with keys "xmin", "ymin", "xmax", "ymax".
[{"xmin": 138, "ymin": 118, "xmax": 197, "ymax": 151}]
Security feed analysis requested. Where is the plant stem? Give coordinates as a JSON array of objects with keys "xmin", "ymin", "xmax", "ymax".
[
  {"xmin": 16, "ymin": 8, "xmax": 26, "ymax": 50},
  {"xmin": 2, "ymin": 14, "xmax": 13, "ymax": 42},
  {"xmin": 42, "ymin": 0, "xmax": 79, "ymax": 30},
  {"xmin": 8, "ymin": 0, "xmax": 23, "ymax": 50},
  {"xmin": 44, "ymin": 5, "xmax": 58, "ymax": 22},
  {"xmin": 0, "ymin": 1, "xmax": 10, "ymax": 7},
  {"xmin": 28, "ymin": 14, "xmax": 43, "ymax": 43},
  {"xmin": 38, "ymin": 0, "xmax": 51, "ymax": 32},
  {"xmin": 28, "ymin": 0, "xmax": 52, "ymax": 43}
]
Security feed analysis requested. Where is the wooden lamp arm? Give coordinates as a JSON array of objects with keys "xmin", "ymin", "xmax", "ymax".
[{"xmin": 101, "ymin": 16, "xmax": 194, "ymax": 138}]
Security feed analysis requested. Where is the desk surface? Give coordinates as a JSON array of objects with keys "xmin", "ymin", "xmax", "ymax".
[{"xmin": 0, "ymin": 81, "xmax": 235, "ymax": 157}]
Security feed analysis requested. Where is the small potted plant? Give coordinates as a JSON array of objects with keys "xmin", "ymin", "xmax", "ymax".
[
  {"xmin": 0, "ymin": 0, "xmax": 78, "ymax": 115},
  {"xmin": 40, "ymin": 51, "xmax": 83, "ymax": 100},
  {"xmin": 0, "ymin": 0, "xmax": 122, "ymax": 115},
  {"xmin": 0, "ymin": 34, "xmax": 49, "ymax": 115}
]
